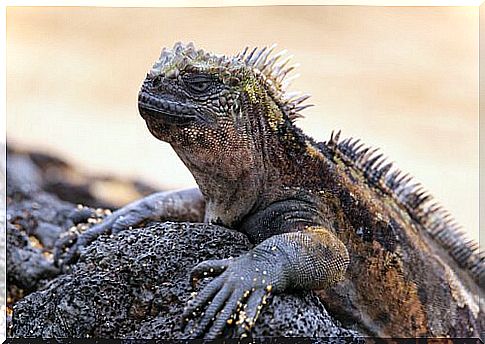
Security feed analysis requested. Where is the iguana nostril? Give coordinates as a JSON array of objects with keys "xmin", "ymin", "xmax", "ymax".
[{"xmin": 152, "ymin": 75, "xmax": 163, "ymax": 87}]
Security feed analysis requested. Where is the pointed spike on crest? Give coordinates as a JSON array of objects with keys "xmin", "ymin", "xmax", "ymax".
[
  {"xmin": 427, "ymin": 203, "xmax": 441, "ymax": 214},
  {"xmin": 275, "ymin": 55, "xmax": 293, "ymax": 72},
  {"xmin": 292, "ymin": 94, "xmax": 311, "ymax": 105},
  {"xmin": 363, "ymin": 154, "xmax": 383, "ymax": 170},
  {"xmin": 262, "ymin": 49, "xmax": 288, "ymax": 72},
  {"xmin": 374, "ymin": 161, "xmax": 393, "ymax": 179},
  {"xmin": 334, "ymin": 130, "xmax": 342, "ymax": 143},
  {"xmin": 466, "ymin": 240, "xmax": 479, "ymax": 251},
  {"xmin": 368, "ymin": 151, "xmax": 384, "ymax": 163},
  {"xmin": 346, "ymin": 138, "xmax": 361, "ymax": 151},
  {"xmin": 352, "ymin": 142, "xmax": 366, "ymax": 156},
  {"xmin": 245, "ymin": 47, "xmax": 258, "ymax": 64},
  {"xmin": 268, "ymin": 43, "xmax": 278, "ymax": 51},
  {"xmin": 355, "ymin": 147, "xmax": 370, "ymax": 161},
  {"xmin": 255, "ymin": 44, "xmax": 277, "ymax": 69},
  {"xmin": 359, "ymin": 151, "xmax": 377, "ymax": 167},
  {"xmin": 337, "ymin": 139, "xmax": 350, "ymax": 154},
  {"xmin": 379, "ymin": 162, "xmax": 393, "ymax": 175},
  {"xmin": 401, "ymin": 175, "xmax": 414, "ymax": 187},
  {"xmin": 401, "ymin": 183, "xmax": 420, "ymax": 197},
  {"xmin": 367, "ymin": 147, "xmax": 381, "ymax": 157},
  {"xmin": 281, "ymin": 73, "xmax": 301, "ymax": 90},
  {"xmin": 372, "ymin": 157, "xmax": 387, "ymax": 171},
  {"xmin": 339, "ymin": 137, "xmax": 351, "ymax": 147},
  {"xmin": 395, "ymin": 172, "xmax": 411, "ymax": 186},
  {"xmin": 187, "ymin": 41, "xmax": 195, "ymax": 48},
  {"xmin": 294, "ymin": 104, "xmax": 314, "ymax": 112},
  {"xmin": 174, "ymin": 42, "xmax": 185, "ymax": 54},
  {"xmin": 356, "ymin": 145, "xmax": 370, "ymax": 155},
  {"xmin": 388, "ymin": 169, "xmax": 401, "ymax": 180},
  {"xmin": 277, "ymin": 64, "xmax": 299, "ymax": 83},
  {"xmin": 250, "ymin": 46, "xmax": 267, "ymax": 66},
  {"xmin": 284, "ymin": 91, "xmax": 302, "ymax": 101},
  {"xmin": 328, "ymin": 130, "xmax": 342, "ymax": 147},
  {"xmin": 238, "ymin": 46, "xmax": 249, "ymax": 59}
]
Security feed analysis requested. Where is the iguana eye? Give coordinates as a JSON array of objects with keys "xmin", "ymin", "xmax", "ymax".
[
  {"xmin": 187, "ymin": 80, "xmax": 211, "ymax": 93},
  {"xmin": 184, "ymin": 74, "xmax": 213, "ymax": 94}
]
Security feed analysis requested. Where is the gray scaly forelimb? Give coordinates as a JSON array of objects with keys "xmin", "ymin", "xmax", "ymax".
[
  {"xmin": 183, "ymin": 226, "xmax": 349, "ymax": 339},
  {"xmin": 54, "ymin": 187, "xmax": 205, "ymax": 266}
]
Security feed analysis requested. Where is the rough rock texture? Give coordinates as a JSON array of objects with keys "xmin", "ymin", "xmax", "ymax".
[
  {"xmin": 7, "ymin": 148, "xmax": 362, "ymax": 339},
  {"xmin": 6, "ymin": 148, "xmax": 157, "ymax": 301},
  {"xmin": 12, "ymin": 222, "xmax": 359, "ymax": 339},
  {"xmin": 7, "ymin": 153, "xmax": 72, "ymax": 296}
]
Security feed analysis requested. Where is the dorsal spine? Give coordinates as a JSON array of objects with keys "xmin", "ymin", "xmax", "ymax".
[{"xmin": 326, "ymin": 130, "xmax": 484, "ymax": 284}]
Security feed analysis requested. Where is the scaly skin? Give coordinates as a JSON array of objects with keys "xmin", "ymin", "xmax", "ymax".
[{"xmin": 56, "ymin": 42, "xmax": 483, "ymax": 339}]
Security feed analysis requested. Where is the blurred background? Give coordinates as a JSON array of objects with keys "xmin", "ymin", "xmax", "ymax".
[{"xmin": 6, "ymin": 6, "xmax": 478, "ymax": 241}]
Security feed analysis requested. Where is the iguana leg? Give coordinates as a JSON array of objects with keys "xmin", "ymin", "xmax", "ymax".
[
  {"xmin": 182, "ymin": 226, "xmax": 349, "ymax": 339},
  {"xmin": 54, "ymin": 187, "xmax": 205, "ymax": 266}
]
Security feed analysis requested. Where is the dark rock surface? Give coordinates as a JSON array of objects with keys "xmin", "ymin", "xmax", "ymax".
[
  {"xmin": 7, "ymin": 147, "xmax": 362, "ymax": 339},
  {"xmin": 12, "ymin": 223, "xmax": 358, "ymax": 339},
  {"xmin": 7, "ymin": 153, "xmax": 73, "ymax": 297},
  {"xmin": 6, "ymin": 147, "xmax": 158, "ymax": 302}
]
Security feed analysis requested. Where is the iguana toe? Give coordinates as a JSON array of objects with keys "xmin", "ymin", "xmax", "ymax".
[{"xmin": 189, "ymin": 258, "xmax": 231, "ymax": 287}]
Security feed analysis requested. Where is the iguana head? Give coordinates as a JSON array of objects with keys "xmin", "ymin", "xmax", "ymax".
[
  {"xmin": 138, "ymin": 41, "xmax": 311, "ymax": 140},
  {"xmin": 138, "ymin": 42, "xmax": 311, "ymax": 185}
]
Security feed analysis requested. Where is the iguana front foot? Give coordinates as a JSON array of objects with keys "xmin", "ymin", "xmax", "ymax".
[
  {"xmin": 54, "ymin": 198, "xmax": 156, "ymax": 266},
  {"xmin": 54, "ymin": 188, "xmax": 205, "ymax": 267},
  {"xmin": 181, "ymin": 248, "xmax": 286, "ymax": 339}
]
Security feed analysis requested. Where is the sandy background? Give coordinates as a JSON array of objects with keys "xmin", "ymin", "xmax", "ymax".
[{"xmin": 6, "ymin": 6, "xmax": 478, "ymax": 241}]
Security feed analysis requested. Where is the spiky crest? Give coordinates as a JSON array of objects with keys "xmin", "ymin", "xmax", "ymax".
[
  {"xmin": 326, "ymin": 130, "xmax": 484, "ymax": 283},
  {"xmin": 149, "ymin": 42, "xmax": 313, "ymax": 121},
  {"xmin": 236, "ymin": 44, "xmax": 312, "ymax": 121}
]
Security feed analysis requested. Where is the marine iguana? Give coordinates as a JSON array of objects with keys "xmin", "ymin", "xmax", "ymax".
[{"xmin": 55, "ymin": 42, "xmax": 484, "ymax": 339}]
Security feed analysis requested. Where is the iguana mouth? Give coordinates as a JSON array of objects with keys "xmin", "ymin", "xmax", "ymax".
[{"xmin": 138, "ymin": 91, "xmax": 198, "ymax": 124}]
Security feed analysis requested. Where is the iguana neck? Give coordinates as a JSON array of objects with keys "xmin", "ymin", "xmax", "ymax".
[{"xmin": 171, "ymin": 141, "xmax": 265, "ymax": 227}]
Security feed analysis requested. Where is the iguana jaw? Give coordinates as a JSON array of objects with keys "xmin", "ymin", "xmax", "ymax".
[{"xmin": 138, "ymin": 90, "xmax": 198, "ymax": 125}]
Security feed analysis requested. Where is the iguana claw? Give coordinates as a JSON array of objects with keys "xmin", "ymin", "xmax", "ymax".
[
  {"xmin": 189, "ymin": 258, "xmax": 232, "ymax": 287},
  {"xmin": 182, "ymin": 253, "xmax": 277, "ymax": 339},
  {"xmin": 54, "ymin": 208, "xmax": 146, "ymax": 267}
]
